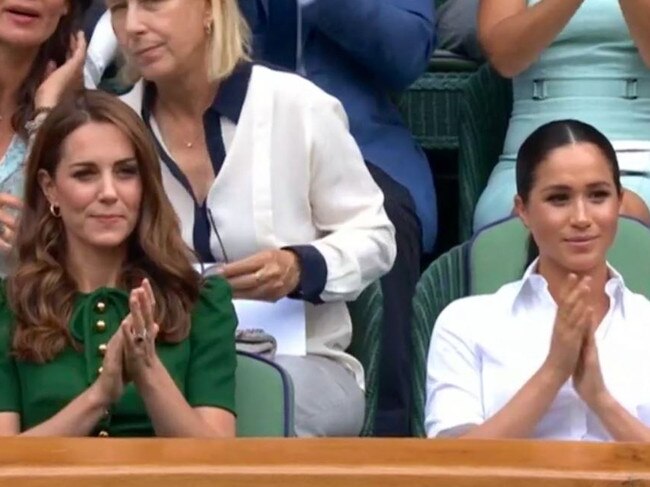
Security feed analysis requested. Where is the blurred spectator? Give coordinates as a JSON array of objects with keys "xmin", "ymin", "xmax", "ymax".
[
  {"xmin": 438, "ymin": 0, "xmax": 484, "ymax": 62},
  {"xmin": 0, "ymin": 0, "xmax": 88, "ymax": 274},
  {"xmin": 474, "ymin": 0, "xmax": 650, "ymax": 232}
]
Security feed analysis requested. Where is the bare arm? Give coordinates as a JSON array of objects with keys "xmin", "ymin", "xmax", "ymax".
[
  {"xmin": 133, "ymin": 356, "xmax": 235, "ymax": 438},
  {"xmin": 478, "ymin": 0, "xmax": 584, "ymax": 77},
  {"xmin": 589, "ymin": 393, "xmax": 650, "ymax": 442},
  {"xmin": 19, "ymin": 385, "xmax": 109, "ymax": 437},
  {"xmin": 429, "ymin": 275, "xmax": 592, "ymax": 439},
  {"xmin": 573, "ymin": 320, "xmax": 650, "ymax": 442},
  {"xmin": 0, "ymin": 330, "xmax": 125, "ymax": 437},
  {"xmin": 619, "ymin": 0, "xmax": 650, "ymax": 68},
  {"xmin": 459, "ymin": 365, "xmax": 564, "ymax": 438}
]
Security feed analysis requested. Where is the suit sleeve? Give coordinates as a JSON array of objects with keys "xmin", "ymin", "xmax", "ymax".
[{"xmin": 302, "ymin": 0, "xmax": 436, "ymax": 91}]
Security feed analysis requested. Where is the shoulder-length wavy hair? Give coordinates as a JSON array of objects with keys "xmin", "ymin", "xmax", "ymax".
[
  {"xmin": 12, "ymin": 0, "xmax": 89, "ymax": 138},
  {"xmin": 7, "ymin": 90, "xmax": 201, "ymax": 363}
]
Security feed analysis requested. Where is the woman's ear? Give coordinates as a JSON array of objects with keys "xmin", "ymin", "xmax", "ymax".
[
  {"xmin": 514, "ymin": 194, "xmax": 530, "ymax": 229},
  {"xmin": 37, "ymin": 169, "xmax": 57, "ymax": 206}
]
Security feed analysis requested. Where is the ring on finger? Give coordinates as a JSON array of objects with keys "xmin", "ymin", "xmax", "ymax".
[
  {"xmin": 255, "ymin": 269, "xmax": 265, "ymax": 284},
  {"xmin": 134, "ymin": 328, "xmax": 148, "ymax": 344}
]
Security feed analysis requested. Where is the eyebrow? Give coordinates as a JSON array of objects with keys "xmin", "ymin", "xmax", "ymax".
[
  {"xmin": 68, "ymin": 158, "xmax": 138, "ymax": 168},
  {"xmin": 540, "ymin": 181, "xmax": 613, "ymax": 192}
]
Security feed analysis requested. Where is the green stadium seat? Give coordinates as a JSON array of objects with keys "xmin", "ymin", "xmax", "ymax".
[
  {"xmin": 398, "ymin": 53, "xmax": 479, "ymax": 152},
  {"xmin": 235, "ymin": 351, "xmax": 295, "ymax": 437},
  {"xmin": 347, "ymin": 281, "xmax": 384, "ymax": 436}
]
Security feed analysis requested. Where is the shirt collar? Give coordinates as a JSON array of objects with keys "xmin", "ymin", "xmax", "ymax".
[
  {"xmin": 513, "ymin": 258, "xmax": 627, "ymax": 318},
  {"xmin": 141, "ymin": 61, "xmax": 254, "ymax": 124}
]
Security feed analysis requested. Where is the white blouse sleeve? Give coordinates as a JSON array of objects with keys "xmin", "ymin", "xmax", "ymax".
[
  {"xmin": 306, "ymin": 94, "xmax": 396, "ymax": 302},
  {"xmin": 425, "ymin": 299, "xmax": 485, "ymax": 437}
]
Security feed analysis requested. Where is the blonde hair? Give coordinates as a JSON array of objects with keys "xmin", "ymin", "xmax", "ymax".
[
  {"xmin": 207, "ymin": 0, "xmax": 251, "ymax": 81},
  {"xmin": 120, "ymin": 0, "xmax": 251, "ymax": 84}
]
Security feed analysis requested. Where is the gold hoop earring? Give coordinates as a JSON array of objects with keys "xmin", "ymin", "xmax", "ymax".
[{"xmin": 50, "ymin": 204, "xmax": 61, "ymax": 218}]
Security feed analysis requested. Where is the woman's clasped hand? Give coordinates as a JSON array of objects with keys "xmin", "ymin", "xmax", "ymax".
[
  {"xmin": 546, "ymin": 273, "xmax": 607, "ymax": 407},
  {"xmin": 90, "ymin": 278, "xmax": 162, "ymax": 407}
]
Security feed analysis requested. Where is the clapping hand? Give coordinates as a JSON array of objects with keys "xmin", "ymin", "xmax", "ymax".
[
  {"xmin": 544, "ymin": 274, "xmax": 594, "ymax": 382},
  {"xmin": 92, "ymin": 324, "xmax": 128, "ymax": 407},
  {"xmin": 121, "ymin": 279, "xmax": 160, "ymax": 382},
  {"xmin": 573, "ymin": 317, "xmax": 608, "ymax": 408}
]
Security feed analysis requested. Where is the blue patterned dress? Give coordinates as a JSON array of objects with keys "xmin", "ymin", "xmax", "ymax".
[{"xmin": 0, "ymin": 136, "xmax": 26, "ymax": 275}]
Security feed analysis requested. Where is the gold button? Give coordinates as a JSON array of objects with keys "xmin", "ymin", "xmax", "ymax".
[
  {"xmin": 97, "ymin": 366, "xmax": 103, "ymax": 375},
  {"xmin": 96, "ymin": 301, "xmax": 106, "ymax": 313},
  {"xmin": 98, "ymin": 430, "xmax": 109, "ymax": 437},
  {"xmin": 98, "ymin": 344, "xmax": 107, "ymax": 356},
  {"xmin": 95, "ymin": 320, "xmax": 106, "ymax": 332}
]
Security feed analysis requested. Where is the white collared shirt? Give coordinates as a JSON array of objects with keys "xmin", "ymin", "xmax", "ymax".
[{"xmin": 426, "ymin": 261, "xmax": 650, "ymax": 440}]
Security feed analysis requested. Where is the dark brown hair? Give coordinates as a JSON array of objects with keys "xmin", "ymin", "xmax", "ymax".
[{"xmin": 8, "ymin": 90, "xmax": 201, "ymax": 362}]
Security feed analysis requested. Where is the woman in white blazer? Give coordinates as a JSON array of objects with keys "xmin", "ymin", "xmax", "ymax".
[{"xmin": 107, "ymin": 0, "xmax": 396, "ymax": 436}]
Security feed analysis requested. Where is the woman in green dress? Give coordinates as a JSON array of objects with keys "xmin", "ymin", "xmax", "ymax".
[{"xmin": 0, "ymin": 90, "xmax": 237, "ymax": 437}]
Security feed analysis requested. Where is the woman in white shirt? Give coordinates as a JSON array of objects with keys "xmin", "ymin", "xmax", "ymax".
[
  {"xmin": 426, "ymin": 119, "xmax": 650, "ymax": 441},
  {"xmin": 106, "ymin": 0, "xmax": 396, "ymax": 436}
]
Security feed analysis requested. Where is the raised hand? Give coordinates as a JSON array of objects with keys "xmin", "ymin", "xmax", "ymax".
[
  {"xmin": 92, "ymin": 325, "xmax": 128, "ymax": 407},
  {"xmin": 573, "ymin": 317, "xmax": 608, "ymax": 407},
  {"xmin": 544, "ymin": 273, "xmax": 594, "ymax": 382},
  {"xmin": 34, "ymin": 31, "xmax": 87, "ymax": 109},
  {"xmin": 121, "ymin": 279, "xmax": 160, "ymax": 382}
]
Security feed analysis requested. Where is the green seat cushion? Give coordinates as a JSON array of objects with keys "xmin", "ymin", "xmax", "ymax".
[{"xmin": 235, "ymin": 352, "xmax": 294, "ymax": 437}]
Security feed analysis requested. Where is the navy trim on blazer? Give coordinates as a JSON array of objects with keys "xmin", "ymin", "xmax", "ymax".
[
  {"xmin": 141, "ymin": 63, "xmax": 254, "ymax": 262},
  {"xmin": 284, "ymin": 245, "xmax": 326, "ymax": 305}
]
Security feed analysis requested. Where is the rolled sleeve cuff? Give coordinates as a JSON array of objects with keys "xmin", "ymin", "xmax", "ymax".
[{"xmin": 283, "ymin": 245, "xmax": 327, "ymax": 304}]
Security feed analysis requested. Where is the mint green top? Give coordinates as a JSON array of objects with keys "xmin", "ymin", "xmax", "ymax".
[
  {"xmin": 503, "ymin": 0, "xmax": 650, "ymax": 159},
  {"xmin": 0, "ymin": 276, "xmax": 237, "ymax": 436}
]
